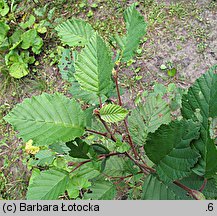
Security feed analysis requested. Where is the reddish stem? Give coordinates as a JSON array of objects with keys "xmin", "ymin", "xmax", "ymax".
[
  {"xmin": 114, "ymin": 74, "xmax": 122, "ymax": 106},
  {"xmin": 85, "ymin": 129, "xmax": 108, "ymax": 138},
  {"xmin": 173, "ymin": 181, "xmax": 199, "ymax": 200},
  {"xmin": 69, "ymin": 152, "xmax": 123, "ymax": 173},
  {"xmin": 124, "ymin": 119, "xmax": 139, "ymax": 160},
  {"xmin": 97, "ymin": 114, "xmax": 117, "ymax": 142},
  {"xmin": 125, "ymin": 152, "xmax": 201, "ymax": 200},
  {"xmin": 113, "ymin": 67, "xmax": 139, "ymax": 159},
  {"xmin": 99, "ymin": 96, "xmax": 102, "ymax": 108},
  {"xmin": 199, "ymin": 178, "xmax": 207, "ymax": 192}
]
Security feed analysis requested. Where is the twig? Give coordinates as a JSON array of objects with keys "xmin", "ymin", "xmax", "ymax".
[
  {"xmin": 199, "ymin": 178, "xmax": 207, "ymax": 192},
  {"xmin": 96, "ymin": 114, "xmax": 117, "ymax": 142},
  {"xmin": 113, "ymin": 66, "xmax": 139, "ymax": 159},
  {"xmin": 173, "ymin": 181, "xmax": 199, "ymax": 200},
  {"xmin": 98, "ymin": 96, "xmax": 102, "ymax": 108},
  {"xmin": 107, "ymin": 171, "xmax": 143, "ymax": 180},
  {"xmin": 125, "ymin": 152, "xmax": 150, "ymax": 175},
  {"xmin": 85, "ymin": 129, "xmax": 108, "ymax": 138},
  {"xmin": 69, "ymin": 152, "xmax": 123, "ymax": 173},
  {"xmin": 112, "ymin": 171, "xmax": 144, "ymax": 185},
  {"xmin": 114, "ymin": 73, "xmax": 122, "ymax": 106},
  {"xmin": 124, "ymin": 119, "xmax": 139, "ymax": 159},
  {"xmin": 125, "ymin": 152, "xmax": 201, "ymax": 200}
]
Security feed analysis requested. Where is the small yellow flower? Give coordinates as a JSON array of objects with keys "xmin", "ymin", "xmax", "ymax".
[{"xmin": 25, "ymin": 139, "xmax": 40, "ymax": 155}]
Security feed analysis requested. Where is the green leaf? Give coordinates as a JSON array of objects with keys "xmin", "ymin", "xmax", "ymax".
[
  {"xmin": 9, "ymin": 29, "xmax": 23, "ymax": 44},
  {"xmin": 84, "ymin": 180, "xmax": 116, "ymax": 200},
  {"xmin": 145, "ymin": 120, "xmax": 200, "ymax": 183},
  {"xmin": 181, "ymin": 66, "xmax": 217, "ymax": 177},
  {"xmin": 140, "ymin": 96, "xmax": 171, "ymax": 133},
  {"xmin": 129, "ymin": 95, "xmax": 171, "ymax": 146},
  {"xmin": 142, "ymin": 174, "xmax": 180, "ymax": 200},
  {"xmin": 49, "ymin": 142, "xmax": 70, "ymax": 154},
  {"xmin": 91, "ymin": 144, "xmax": 110, "ymax": 155},
  {"xmin": 179, "ymin": 174, "xmax": 217, "ymax": 199},
  {"xmin": 55, "ymin": 18, "xmax": 95, "ymax": 47},
  {"xmin": 58, "ymin": 49, "xmax": 76, "ymax": 82},
  {"xmin": 117, "ymin": 4, "xmax": 147, "ymax": 62},
  {"xmin": 103, "ymin": 156, "xmax": 137, "ymax": 177},
  {"xmin": 21, "ymin": 29, "xmax": 43, "ymax": 54},
  {"xmin": 67, "ymin": 177, "xmax": 91, "ymax": 199},
  {"xmin": 100, "ymin": 104, "xmax": 128, "ymax": 123},
  {"xmin": 19, "ymin": 15, "xmax": 36, "ymax": 29},
  {"xmin": 128, "ymin": 109, "xmax": 147, "ymax": 146},
  {"xmin": 35, "ymin": 150, "xmax": 55, "ymax": 166},
  {"xmin": 8, "ymin": 62, "xmax": 29, "ymax": 78},
  {"xmin": 72, "ymin": 161, "xmax": 101, "ymax": 180},
  {"xmin": 27, "ymin": 168, "xmax": 69, "ymax": 200},
  {"xmin": 100, "ymin": 158, "xmax": 107, "ymax": 173},
  {"xmin": 0, "ymin": 0, "xmax": 9, "ymax": 16},
  {"xmin": 75, "ymin": 33, "xmax": 113, "ymax": 95},
  {"xmin": 66, "ymin": 138, "xmax": 90, "ymax": 159},
  {"xmin": 160, "ymin": 64, "xmax": 167, "ymax": 70},
  {"xmin": 84, "ymin": 107, "xmax": 95, "ymax": 128},
  {"xmin": 28, "ymin": 168, "xmax": 40, "ymax": 186},
  {"xmin": 115, "ymin": 139, "xmax": 130, "ymax": 153},
  {"xmin": 0, "ymin": 21, "xmax": 9, "ymax": 43},
  {"xmin": 4, "ymin": 93, "xmax": 85, "ymax": 146},
  {"xmin": 70, "ymin": 82, "xmax": 107, "ymax": 105},
  {"xmin": 167, "ymin": 68, "xmax": 177, "ymax": 77}
]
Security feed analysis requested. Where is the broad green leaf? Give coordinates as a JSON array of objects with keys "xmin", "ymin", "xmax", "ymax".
[
  {"xmin": 35, "ymin": 150, "xmax": 55, "ymax": 166},
  {"xmin": 128, "ymin": 109, "xmax": 147, "ymax": 146},
  {"xmin": 0, "ymin": 21, "xmax": 9, "ymax": 43},
  {"xmin": 142, "ymin": 174, "xmax": 180, "ymax": 200},
  {"xmin": 21, "ymin": 29, "xmax": 37, "ymax": 49},
  {"xmin": 181, "ymin": 66, "xmax": 217, "ymax": 177},
  {"xmin": 9, "ymin": 29, "xmax": 23, "ymax": 45},
  {"xmin": 49, "ymin": 142, "xmax": 70, "ymax": 154},
  {"xmin": 21, "ymin": 29, "xmax": 43, "ymax": 54},
  {"xmin": 70, "ymin": 81, "xmax": 107, "ymax": 105},
  {"xmin": 19, "ymin": 15, "xmax": 36, "ymax": 29},
  {"xmin": 129, "ymin": 95, "xmax": 171, "ymax": 146},
  {"xmin": 100, "ymin": 104, "xmax": 128, "ymax": 123},
  {"xmin": 66, "ymin": 138, "xmax": 90, "ymax": 159},
  {"xmin": 84, "ymin": 180, "xmax": 116, "ymax": 200},
  {"xmin": 53, "ymin": 157, "xmax": 68, "ymax": 170},
  {"xmin": 4, "ymin": 93, "xmax": 85, "ymax": 146},
  {"xmin": 103, "ymin": 156, "xmax": 137, "ymax": 177},
  {"xmin": 116, "ymin": 4, "xmax": 147, "ymax": 62},
  {"xmin": 0, "ymin": 0, "xmax": 9, "ymax": 16},
  {"xmin": 145, "ymin": 120, "xmax": 200, "ymax": 183},
  {"xmin": 8, "ymin": 62, "xmax": 29, "ymax": 78},
  {"xmin": 5, "ymin": 50, "xmax": 22, "ymax": 65},
  {"xmin": 67, "ymin": 177, "xmax": 91, "ymax": 199},
  {"xmin": 140, "ymin": 96, "xmax": 171, "ymax": 133},
  {"xmin": 27, "ymin": 168, "xmax": 69, "ymax": 200},
  {"xmin": 55, "ymin": 18, "xmax": 95, "ymax": 47},
  {"xmin": 84, "ymin": 107, "xmax": 95, "ymax": 128},
  {"xmin": 58, "ymin": 49, "xmax": 76, "ymax": 82},
  {"xmin": 28, "ymin": 168, "xmax": 40, "ymax": 186},
  {"xmin": 91, "ymin": 144, "xmax": 110, "ymax": 155},
  {"xmin": 72, "ymin": 161, "xmax": 101, "ymax": 180},
  {"xmin": 179, "ymin": 174, "xmax": 217, "ymax": 199},
  {"xmin": 75, "ymin": 33, "xmax": 113, "ymax": 95},
  {"xmin": 115, "ymin": 139, "xmax": 130, "ymax": 153}
]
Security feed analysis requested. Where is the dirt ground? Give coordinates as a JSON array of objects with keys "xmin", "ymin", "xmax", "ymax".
[{"xmin": 0, "ymin": 0, "xmax": 216, "ymax": 199}]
